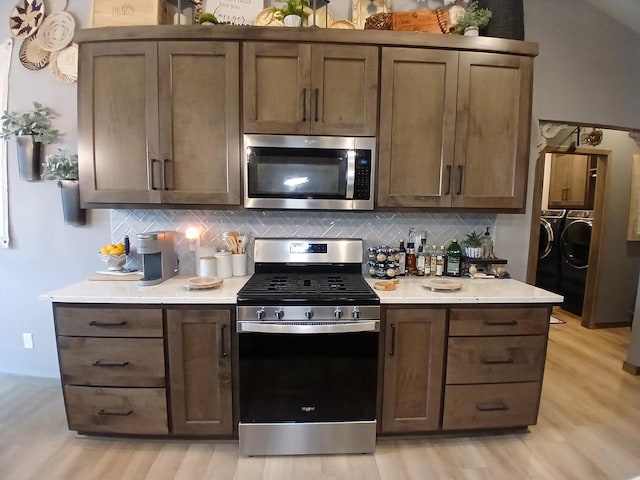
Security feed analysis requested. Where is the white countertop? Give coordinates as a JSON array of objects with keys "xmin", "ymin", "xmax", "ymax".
[
  {"xmin": 41, "ymin": 274, "xmax": 562, "ymax": 305},
  {"xmin": 40, "ymin": 275, "xmax": 251, "ymax": 304},
  {"xmin": 365, "ymin": 276, "xmax": 563, "ymax": 304}
]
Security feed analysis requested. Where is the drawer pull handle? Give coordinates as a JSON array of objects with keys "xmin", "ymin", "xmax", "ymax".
[
  {"xmin": 484, "ymin": 320, "xmax": 518, "ymax": 326},
  {"xmin": 89, "ymin": 321, "xmax": 128, "ymax": 327},
  {"xmin": 98, "ymin": 409, "xmax": 133, "ymax": 416},
  {"xmin": 92, "ymin": 360, "xmax": 129, "ymax": 367},
  {"xmin": 476, "ymin": 403, "xmax": 509, "ymax": 412},
  {"xmin": 481, "ymin": 358, "xmax": 515, "ymax": 365}
]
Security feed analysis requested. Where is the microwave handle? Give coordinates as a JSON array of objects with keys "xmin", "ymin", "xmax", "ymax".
[{"xmin": 346, "ymin": 150, "xmax": 356, "ymax": 199}]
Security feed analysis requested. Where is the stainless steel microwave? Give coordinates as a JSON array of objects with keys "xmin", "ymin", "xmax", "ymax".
[{"xmin": 243, "ymin": 135, "xmax": 376, "ymax": 211}]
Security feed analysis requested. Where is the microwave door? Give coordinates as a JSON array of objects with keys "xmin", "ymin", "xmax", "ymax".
[{"xmin": 345, "ymin": 150, "xmax": 356, "ymax": 200}]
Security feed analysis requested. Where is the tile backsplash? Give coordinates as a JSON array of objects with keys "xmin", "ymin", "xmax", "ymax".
[{"xmin": 111, "ymin": 209, "xmax": 496, "ymax": 274}]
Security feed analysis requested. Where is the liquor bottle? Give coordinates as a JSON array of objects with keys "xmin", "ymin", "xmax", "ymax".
[
  {"xmin": 445, "ymin": 238, "xmax": 462, "ymax": 277},
  {"xmin": 416, "ymin": 245, "xmax": 425, "ymax": 276},
  {"xmin": 424, "ymin": 246, "xmax": 431, "ymax": 276},
  {"xmin": 429, "ymin": 245, "xmax": 437, "ymax": 276},
  {"xmin": 436, "ymin": 245, "xmax": 445, "ymax": 276},
  {"xmin": 481, "ymin": 227, "xmax": 494, "ymax": 258},
  {"xmin": 406, "ymin": 242, "xmax": 416, "ymax": 275},
  {"xmin": 398, "ymin": 239, "xmax": 406, "ymax": 276}
]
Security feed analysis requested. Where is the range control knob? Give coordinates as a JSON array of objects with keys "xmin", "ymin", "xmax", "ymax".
[
  {"xmin": 305, "ymin": 309, "xmax": 314, "ymax": 320},
  {"xmin": 256, "ymin": 308, "xmax": 265, "ymax": 320},
  {"xmin": 334, "ymin": 308, "xmax": 343, "ymax": 319},
  {"xmin": 274, "ymin": 309, "xmax": 284, "ymax": 320},
  {"xmin": 352, "ymin": 307, "xmax": 361, "ymax": 319}
]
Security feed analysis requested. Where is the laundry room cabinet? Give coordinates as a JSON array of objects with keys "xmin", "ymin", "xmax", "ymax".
[{"xmin": 548, "ymin": 154, "xmax": 590, "ymax": 208}]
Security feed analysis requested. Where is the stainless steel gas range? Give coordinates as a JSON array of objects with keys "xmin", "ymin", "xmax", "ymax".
[{"xmin": 236, "ymin": 238, "xmax": 380, "ymax": 456}]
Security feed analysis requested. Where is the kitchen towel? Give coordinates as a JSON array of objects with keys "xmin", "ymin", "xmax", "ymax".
[{"xmin": 0, "ymin": 39, "xmax": 12, "ymax": 248}]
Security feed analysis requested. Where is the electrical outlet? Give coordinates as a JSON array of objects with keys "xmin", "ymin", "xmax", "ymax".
[{"xmin": 22, "ymin": 333, "xmax": 33, "ymax": 349}]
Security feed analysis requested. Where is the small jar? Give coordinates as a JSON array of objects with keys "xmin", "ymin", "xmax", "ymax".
[
  {"xmin": 385, "ymin": 261, "xmax": 397, "ymax": 278},
  {"xmin": 376, "ymin": 248, "xmax": 387, "ymax": 262},
  {"xmin": 376, "ymin": 263, "xmax": 387, "ymax": 278},
  {"xmin": 368, "ymin": 261, "xmax": 377, "ymax": 277},
  {"xmin": 367, "ymin": 247, "xmax": 377, "ymax": 261}
]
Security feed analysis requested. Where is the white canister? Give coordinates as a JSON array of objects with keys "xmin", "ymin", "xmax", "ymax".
[
  {"xmin": 199, "ymin": 256, "xmax": 217, "ymax": 278},
  {"xmin": 232, "ymin": 253, "xmax": 248, "ymax": 277},
  {"xmin": 215, "ymin": 251, "xmax": 232, "ymax": 278}
]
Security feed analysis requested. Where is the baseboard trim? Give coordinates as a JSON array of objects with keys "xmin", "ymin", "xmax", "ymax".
[{"xmin": 622, "ymin": 361, "xmax": 640, "ymax": 375}]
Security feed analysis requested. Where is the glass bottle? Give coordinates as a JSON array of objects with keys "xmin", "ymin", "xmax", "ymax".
[
  {"xmin": 436, "ymin": 245, "xmax": 445, "ymax": 276},
  {"xmin": 445, "ymin": 238, "xmax": 463, "ymax": 277},
  {"xmin": 398, "ymin": 239, "xmax": 406, "ymax": 276},
  {"xmin": 429, "ymin": 245, "xmax": 437, "ymax": 276},
  {"xmin": 424, "ymin": 246, "xmax": 431, "ymax": 276},
  {"xmin": 481, "ymin": 227, "xmax": 494, "ymax": 258},
  {"xmin": 406, "ymin": 242, "xmax": 416, "ymax": 275},
  {"xmin": 416, "ymin": 245, "xmax": 425, "ymax": 276}
]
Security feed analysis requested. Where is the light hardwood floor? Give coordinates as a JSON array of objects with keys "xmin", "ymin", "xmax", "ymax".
[{"xmin": 1, "ymin": 310, "xmax": 639, "ymax": 480}]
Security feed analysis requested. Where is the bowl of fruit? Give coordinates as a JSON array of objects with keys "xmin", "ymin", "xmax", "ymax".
[{"xmin": 99, "ymin": 243, "xmax": 126, "ymax": 271}]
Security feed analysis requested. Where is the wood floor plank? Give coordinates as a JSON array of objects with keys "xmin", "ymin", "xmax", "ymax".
[{"xmin": 1, "ymin": 310, "xmax": 639, "ymax": 480}]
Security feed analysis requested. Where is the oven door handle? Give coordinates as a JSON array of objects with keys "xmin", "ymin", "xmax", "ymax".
[
  {"xmin": 345, "ymin": 150, "xmax": 356, "ymax": 199},
  {"xmin": 237, "ymin": 321, "xmax": 379, "ymax": 334}
]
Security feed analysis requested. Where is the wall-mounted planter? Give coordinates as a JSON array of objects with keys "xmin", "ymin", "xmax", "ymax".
[
  {"xmin": 16, "ymin": 135, "xmax": 43, "ymax": 181},
  {"xmin": 58, "ymin": 179, "xmax": 86, "ymax": 226}
]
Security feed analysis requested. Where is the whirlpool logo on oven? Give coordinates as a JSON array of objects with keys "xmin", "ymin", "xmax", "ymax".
[{"xmin": 301, "ymin": 406, "xmax": 316, "ymax": 413}]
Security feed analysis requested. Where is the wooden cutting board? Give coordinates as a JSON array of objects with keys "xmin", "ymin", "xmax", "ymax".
[{"xmin": 88, "ymin": 272, "xmax": 143, "ymax": 281}]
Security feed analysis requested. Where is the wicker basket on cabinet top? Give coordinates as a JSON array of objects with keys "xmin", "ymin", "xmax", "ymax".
[{"xmin": 91, "ymin": 0, "xmax": 169, "ymax": 27}]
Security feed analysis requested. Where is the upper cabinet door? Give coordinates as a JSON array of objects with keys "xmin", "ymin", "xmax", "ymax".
[
  {"xmin": 377, "ymin": 48, "xmax": 458, "ymax": 207},
  {"xmin": 243, "ymin": 42, "xmax": 378, "ymax": 136},
  {"xmin": 243, "ymin": 42, "xmax": 311, "ymax": 135},
  {"xmin": 158, "ymin": 42, "xmax": 240, "ymax": 205},
  {"xmin": 311, "ymin": 44, "xmax": 378, "ymax": 136},
  {"xmin": 78, "ymin": 42, "xmax": 161, "ymax": 205},
  {"xmin": 453, "ymin": 52, "xmax": 533, "ymax": 209}
]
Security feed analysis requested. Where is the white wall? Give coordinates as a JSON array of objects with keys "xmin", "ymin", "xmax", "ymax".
[
  {"xmin": 0, "ymin": 2, "xmax": 110, "ymax": 377},
  {"xmin": 495, "ymin": 0, "xmax": 640, "ymax": 281},
  {"xmin": 2, "ymin": 0, "xmax": 640, "ymax": 378}
]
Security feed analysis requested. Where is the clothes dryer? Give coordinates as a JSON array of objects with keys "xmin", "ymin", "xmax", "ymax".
[
  {"xmin": 536, "ymin": 210, "xmax": 566, "ymax": 294},
  {"xmin": 560, "ymin": 210, "xmax": 593, "ymax": 315}
]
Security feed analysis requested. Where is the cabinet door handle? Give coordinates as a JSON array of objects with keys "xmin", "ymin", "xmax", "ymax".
[
  {"xmin": 480, "ymin": 358, "xmax": 515, "ymax": 365},
  {"xmin": 389, "ymin": 323, "xmax": 396, "ymax": 356},
  {"xmin": 302, "ymin": 88, "xmax": 307, "ymax": 122},
  {"xmin": 457, "ymin": 165, "xmax": 464, "ymax": 195},
  {"xmin": 445, "ymin": 165, "xmax": 452, "ymax": 195},
  {"xmin": 98, "ymin": 409, "xmax": 133, "ymax": 416},
  {"xmin": 314, "ymin": 88, "xmax": 319, "ymax": 122},
  {"xmin": 163, "ymin": 159, "xmax": 170, "ymax": 190},
  {"xmin": 484, "ymin": 320, "xmax": 517, "ymax": 326},
  {"xmin": 89, "ymin": 320, "xmax": 127, "ymax": 327},
  {"xmin": 475, "ymin": 403, "xmax": 509, "ymax": 412},
  {"xmin": 150, "ymin": 159, "xmax": 159, "ymax": 190},
  {"xmin": 220, "ymin": 324, "xmax": 227, "ymax": 358},
  {"xmin": 92, "ymin": 360, "xmax": 129, "ymax": 367}
]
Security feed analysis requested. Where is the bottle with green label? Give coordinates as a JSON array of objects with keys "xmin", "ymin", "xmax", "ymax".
[{"xmin": 445, "ymin": 239, "xmax": 462, "ymax": 277}]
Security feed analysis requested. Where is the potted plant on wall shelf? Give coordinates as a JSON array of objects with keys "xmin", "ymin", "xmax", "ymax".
[
  {"xmin": 453, "ymin": 1, "xmax": 492, "ymax": 36},
  {"xmin": 271, "ymin": 0, "xmax": 310, "ymax": 27},
  {"xmin": 42, "ymin": 148, "xmax": 86, "ymax": 226},
  {"xmin": 0, "ymin": 102, "xmax": 59, "ymax": 181}
]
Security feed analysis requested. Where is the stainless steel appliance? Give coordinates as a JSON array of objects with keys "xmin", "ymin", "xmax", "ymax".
[
  {"xmin": 536, "ymin": 209, "xmax": 566, "ymax": 294},
  {"xmin": 236, "ymin": 238, "xmax": 380, "ymax": 456},
  {"xmin": 560, "ymin": 210, "xmax": 593, "ymax": 315},
  {"xmin": 243, "ymin": 135, "xmax": 376, "ymax": 210},
  {"xmin": 136, "ymin": 231, "xmax": 178, "ymax": 286}
]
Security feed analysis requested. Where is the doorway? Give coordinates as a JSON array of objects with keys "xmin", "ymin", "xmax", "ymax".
[{"xmin": 526, "ymin": 141, "xmax": 609, "ymax": 328}]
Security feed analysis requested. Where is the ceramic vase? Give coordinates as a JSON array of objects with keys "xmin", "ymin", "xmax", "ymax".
[
  {"xmin": 464, "ymin": 26, "xmax": 479, "ymax": 36},
  {"xmin": 284, "ymin": 14, "xmax": 302, "ymax": 27}
]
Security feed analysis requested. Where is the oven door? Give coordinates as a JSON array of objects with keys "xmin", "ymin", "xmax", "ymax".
[
  {"xmin": 243, "ymin": 135, "xmax": 375, "ymax": 210},
  {"xmin": 239, "ymin": 322, "xmax": 378, "ymax": 423}
]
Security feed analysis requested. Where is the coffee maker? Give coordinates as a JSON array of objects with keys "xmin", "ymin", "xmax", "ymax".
[{"xmin": 137, "ymin": 231, "xmax": 178, "ymax": 286}]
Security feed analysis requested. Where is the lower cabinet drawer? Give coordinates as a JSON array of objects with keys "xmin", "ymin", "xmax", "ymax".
[
  {"xmin": 64, "ymin": 386, "xmax": 168, "ymax": 435},
  {"xmin": 446, "ymin": 335, "xmax": 547, "ymax": 384},
  {"xmin": 58, "ymin": 337, "xmax": 165, "ymax": 387},
  {"xmin": 442, "ymin": 382, "xmax": 541, "ymax": 430}
]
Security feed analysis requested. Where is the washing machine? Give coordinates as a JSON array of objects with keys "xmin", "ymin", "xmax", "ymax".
[
  {"xmin": 535, "ymin": 209, "xmax": 566, "ymax": 294},
  {"xmin": 560, "ymin": 210, "xmax": 593, "ymax": 315}
]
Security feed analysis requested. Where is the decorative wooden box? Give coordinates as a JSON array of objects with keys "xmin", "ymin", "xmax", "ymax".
[{"xmin": 91, "ymin": 0, "xmax": 169, "ymax": 27}]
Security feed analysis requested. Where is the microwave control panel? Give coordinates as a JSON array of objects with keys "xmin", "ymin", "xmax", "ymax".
[{"xmin": 354, "ymin": 157, "xmax": 371, "ymax": 200}]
